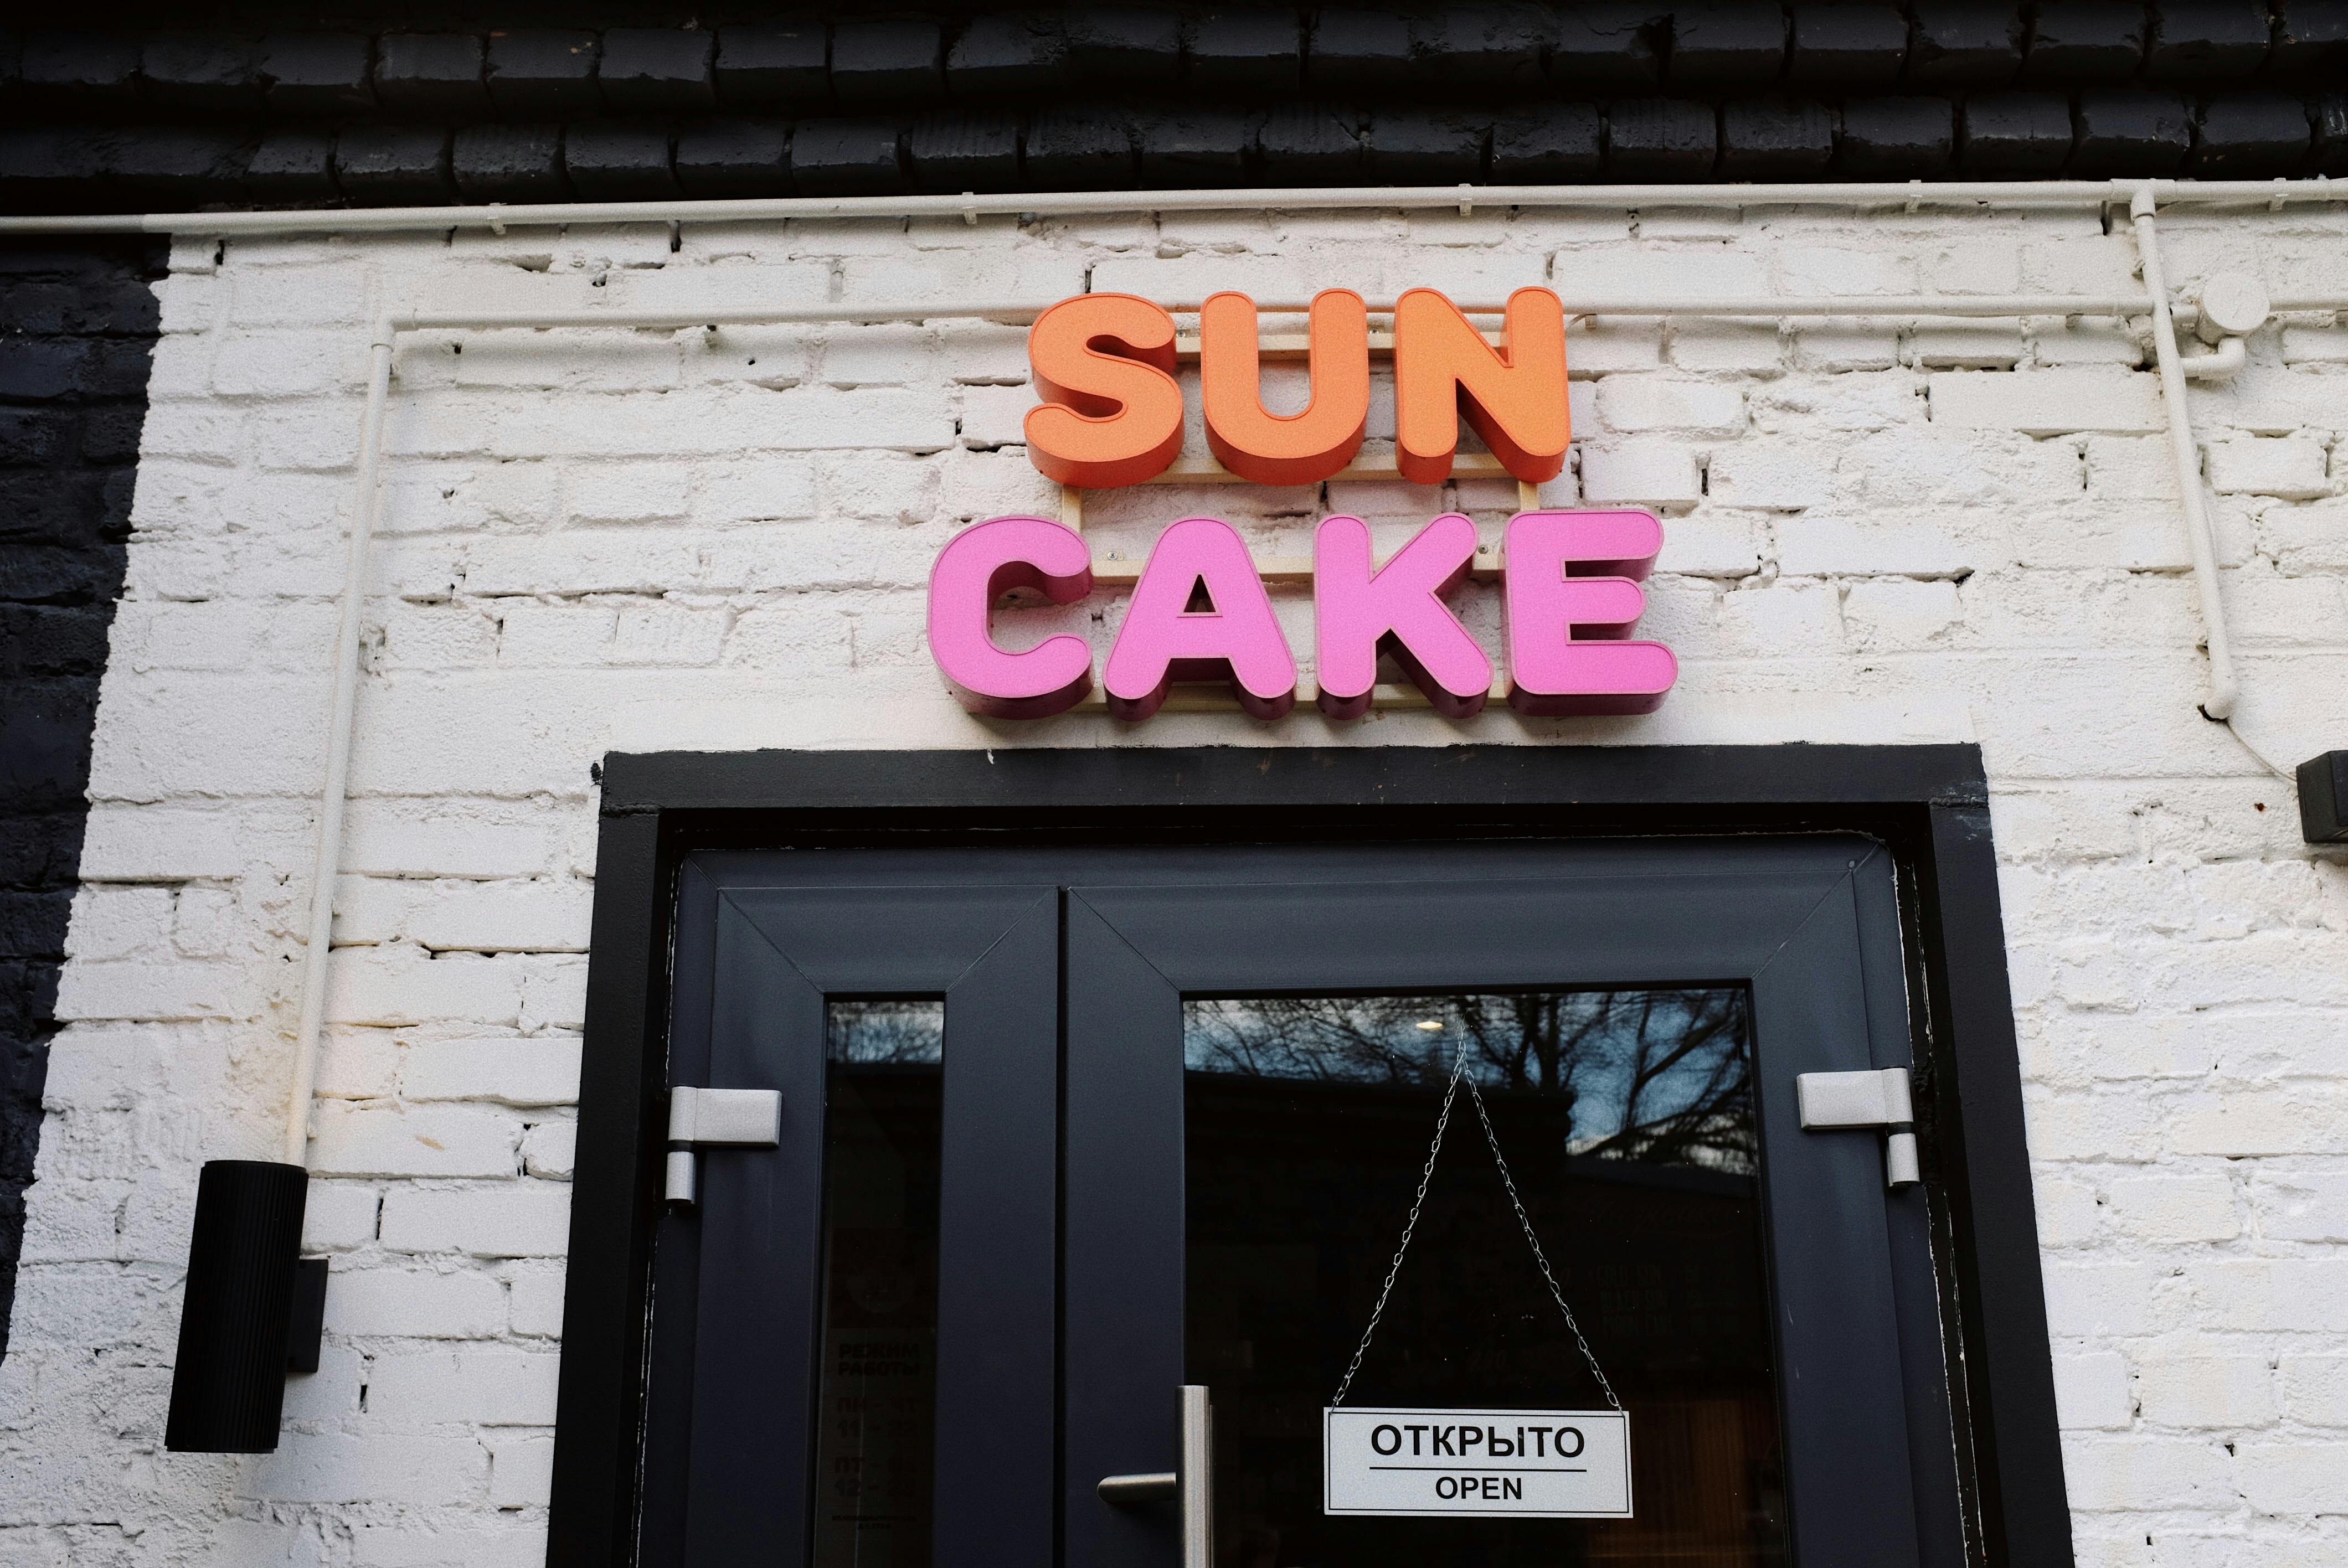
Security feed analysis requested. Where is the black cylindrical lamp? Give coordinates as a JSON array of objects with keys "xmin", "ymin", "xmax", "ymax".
[
  {"xmin": 164, "ymin": 1159, "xmax": 309, "ymax": 1453},
  {"xmin": 2300, "ymin": 751, "xmax": 2348, "ymax": 843}
]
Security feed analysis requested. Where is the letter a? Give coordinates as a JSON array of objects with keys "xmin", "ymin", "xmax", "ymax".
[
  {"xmin": 1201, "ymin": 289, "xmax": 1369, "ymax": 486},
  {"xmin": 1024, "ymin": 294, "xmax": 1185, "ymax": 488},
  {"xmin": 1393, "ymin": 287, "xmax": 1570, "ymax": 486},
  {"xmin": 1105, "ymin": 518, "xmax": 1297, "ymax": 720},
  {"xmin": 928, "ymin": 515, "xmax": 1095, "ymax": 718},
  {"xmin": 1314, "ymin": 513, "xmax": 1491, "ymax": 719},
  {"xmin": 1503, "ymin": 510, "xmax": 1677, "ymax": 716}
]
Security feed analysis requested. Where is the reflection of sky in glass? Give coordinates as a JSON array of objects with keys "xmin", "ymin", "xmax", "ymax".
[
  {"xmin": 827, "ymin": 999, "xmax": 945, "ymax": 1065},
  {"xmin": 1183, "ymin": 991, "xmax": 1754, "ymax": 1175}
]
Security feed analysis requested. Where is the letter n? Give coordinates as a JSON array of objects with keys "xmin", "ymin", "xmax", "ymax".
[{"xmin": 1393, "ymin": 287, "xmax": 1569, "ymax": 486}]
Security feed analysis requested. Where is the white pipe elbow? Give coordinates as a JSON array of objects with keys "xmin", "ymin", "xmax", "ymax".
[
  {"xmin": 2203, "ymin": 667, "xmax": 2242, "ymax": 721},
  {"xmin": 2179, "ymin": 336, "xmax": 2249, "ymax": 379}
]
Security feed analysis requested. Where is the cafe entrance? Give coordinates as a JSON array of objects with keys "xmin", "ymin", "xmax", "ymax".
[{"xmin": 548, "ymin": 748, "xmax": 2067, "ymax": 1568}]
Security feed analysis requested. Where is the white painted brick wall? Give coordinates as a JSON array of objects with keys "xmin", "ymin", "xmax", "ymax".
[{"xmin": 2, "ymin": 204, "xmax": 2344, "ymax": 1567}]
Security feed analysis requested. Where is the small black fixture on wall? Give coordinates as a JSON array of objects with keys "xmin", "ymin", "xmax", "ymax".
[
  {"xmin": 2299, "ymin": 752, "xmax": 2348, "ymax": 844},
  {"xmin": 163, "ymin": 1160, "xmax": 329, "ymax": 1453}
]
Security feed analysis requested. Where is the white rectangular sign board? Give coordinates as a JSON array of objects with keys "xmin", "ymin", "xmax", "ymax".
[{"xmin": 1324, "ymin": 1407, "xmax": 1632, "ymax": 1519}]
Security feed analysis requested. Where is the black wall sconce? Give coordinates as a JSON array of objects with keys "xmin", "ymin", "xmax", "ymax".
[
  {"xmin": 2299, "ymin": 752, "xmax": 2348, "ymax": 845},
  {"xmin": 164, "ymin": 1160, "xmax": 329, "ymax": 1453}
]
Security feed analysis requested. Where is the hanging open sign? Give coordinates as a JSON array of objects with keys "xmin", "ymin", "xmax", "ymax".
[
  {"xmin": 1320, "ymin": 1038, "xmax": 1633, "ymax": 1521},
  {"xmin": 1324, "ymin": 1407, "xmax": 1633, "ymax": 1518},
  {"xmin": 1324, "ymin": 1408, "xmax": 1634, "ymax": 1521}
]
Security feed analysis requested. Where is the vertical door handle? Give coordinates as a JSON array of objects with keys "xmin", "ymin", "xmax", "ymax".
[{"xmin": 1096, "ymin": 1384, "xmax": 1212, "ymax": 1568}]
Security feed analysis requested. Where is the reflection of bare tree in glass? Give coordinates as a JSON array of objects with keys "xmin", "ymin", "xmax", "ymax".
[
  {"xmin": 1185, "ymin": 990, "xmax": 1753, "ymax": 1175},
  {"xmin": 827, "ymin": 1000, "xmax": 945, "ymax": 1066},
  {"xmin": 1564, "ymin": 991, "xmax": 1752, "ymax": 1172}
]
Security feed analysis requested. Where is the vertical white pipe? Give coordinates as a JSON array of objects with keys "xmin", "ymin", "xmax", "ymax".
[
  {"xmin": 2130, "ymin": 188, "xmax": 2242, "ymax": 720},
  {"xmin": 282, "ymin": 322, "xmax": 395, "ymax": 1167}
]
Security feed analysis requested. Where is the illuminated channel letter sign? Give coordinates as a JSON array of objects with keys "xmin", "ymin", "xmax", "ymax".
[{"xmin": 926, "ymin": 287, "xmax": 1677, "ymax": 721}]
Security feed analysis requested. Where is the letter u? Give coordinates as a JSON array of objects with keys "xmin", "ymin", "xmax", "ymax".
[{"xmin": 1201, "ymin": 290, "xmax": 1369, "ymax": 487}]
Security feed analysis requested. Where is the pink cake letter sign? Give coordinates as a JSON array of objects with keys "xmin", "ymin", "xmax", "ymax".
[{"xmin": 924, "ymin": 288, "xmax": 1677, "ymax": 722}]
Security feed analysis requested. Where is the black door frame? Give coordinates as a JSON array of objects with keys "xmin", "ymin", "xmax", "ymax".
[{"xmin": 548, "ymin": 744, "xmax": 2072, "ymax": 1568}]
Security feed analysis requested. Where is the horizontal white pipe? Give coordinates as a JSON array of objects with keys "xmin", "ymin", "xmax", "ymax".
[
  {"xmin": 1556, "ymin": 295, "xmax": 2165, "ymax": 317},
  {"xmin": 400, "ymin": 302, "xmax": 1052, "ymax": 329},
  {"xmin": 399, "ymin": 293, "xmax": 2186, "ymax": 336},
  {"xmin": 6, "ymin": 177, "xmax": 2348, "ymax": 239}
]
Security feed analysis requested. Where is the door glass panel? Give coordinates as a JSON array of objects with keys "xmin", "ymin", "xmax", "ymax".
[
  {"xmin": 1184, "ymin": 991, "xmax": 1788, "ymax": 1568},
  {"xmin": 813, "ymin": 1000, "xmax": 945, "ymax": 1568}
]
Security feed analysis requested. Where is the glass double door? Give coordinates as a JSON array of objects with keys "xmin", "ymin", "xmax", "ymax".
[{"xmin": 642, "ymin": 838, "xmax": 1961, "ymax": 1568}]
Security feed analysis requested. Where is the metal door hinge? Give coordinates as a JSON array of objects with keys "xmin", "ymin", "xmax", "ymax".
[
  {"xmin": 1796, "ymin": 1067, "xmax": 1921, "ymax": 1189},
  {"xmin": 665, "ymin": 1085, "xmax": 781, "ymax": 1205}
]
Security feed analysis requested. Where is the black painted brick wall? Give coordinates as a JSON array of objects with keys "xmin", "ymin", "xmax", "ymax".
[
  {"xmin": 0, "ymin": 238, "xmax": 162, "ymax": 1360},
  {"xmin": 4, "ymin": 4, "xmax": 2347, "ymax": 208}
]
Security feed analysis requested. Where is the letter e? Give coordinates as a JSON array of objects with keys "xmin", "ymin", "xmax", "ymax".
[{"xmin": 1503, "ymin": 509, "xmax": 1677, "ymax": 716}]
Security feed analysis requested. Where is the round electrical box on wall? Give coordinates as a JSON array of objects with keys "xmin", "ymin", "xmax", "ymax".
[{"xmin": 2196, "ymin": 272, "xmax": 2271, "ymax": 344}]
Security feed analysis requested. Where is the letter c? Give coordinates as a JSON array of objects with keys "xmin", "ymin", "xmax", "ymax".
[{"xmin": 928, "ymin": 515, "xmax": 1094, "ymax": 718}]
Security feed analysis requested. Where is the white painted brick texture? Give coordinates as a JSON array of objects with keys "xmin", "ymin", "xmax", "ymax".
[{"xmin": 3, "ymin": 205, "xmax": 2344, "ymax": 1565}]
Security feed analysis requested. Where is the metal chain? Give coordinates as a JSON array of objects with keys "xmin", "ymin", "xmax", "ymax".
[
  {"xmin": 1460, "ymin": 1072, "xmax": 1624, "ymax": 1412},
  {"xmin": 1329, "ymin": 1038, "xmax": 1472, "ymax": 1408},
  {"xmin": 1329, "ymin": 1038, "xmax": 1621, "ymax": 1413}
]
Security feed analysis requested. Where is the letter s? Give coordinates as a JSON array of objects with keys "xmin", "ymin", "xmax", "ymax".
[{"xmin": 1024, "ymin": 294, "xmax": 1185, "ymax": 488}]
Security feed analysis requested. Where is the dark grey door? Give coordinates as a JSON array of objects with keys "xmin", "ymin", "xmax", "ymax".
[
  {"xmin": 1062, "ymin": 838, "xmax": 1959, "ymax": 1568},
  {"xmin": 642, "ymin": 838, "xmax": 1959, "ymax": 1568},
  {"xmin": 641, "ymin": 868, "xmax": 1060, "ymax": 1568}
]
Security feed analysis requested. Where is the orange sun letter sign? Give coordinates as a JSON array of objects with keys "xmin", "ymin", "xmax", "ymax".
[
  {"xmin": 1199, "ymin": 288, "xmax": 1371, "ymax": 487},
  {"xmin": 1392, "ymin": 286, "xmax": 1571, "ymax": 486},
  {"xmin": 1023, "ymin": 293, "xmax": 1186, "ymax": 488}
]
